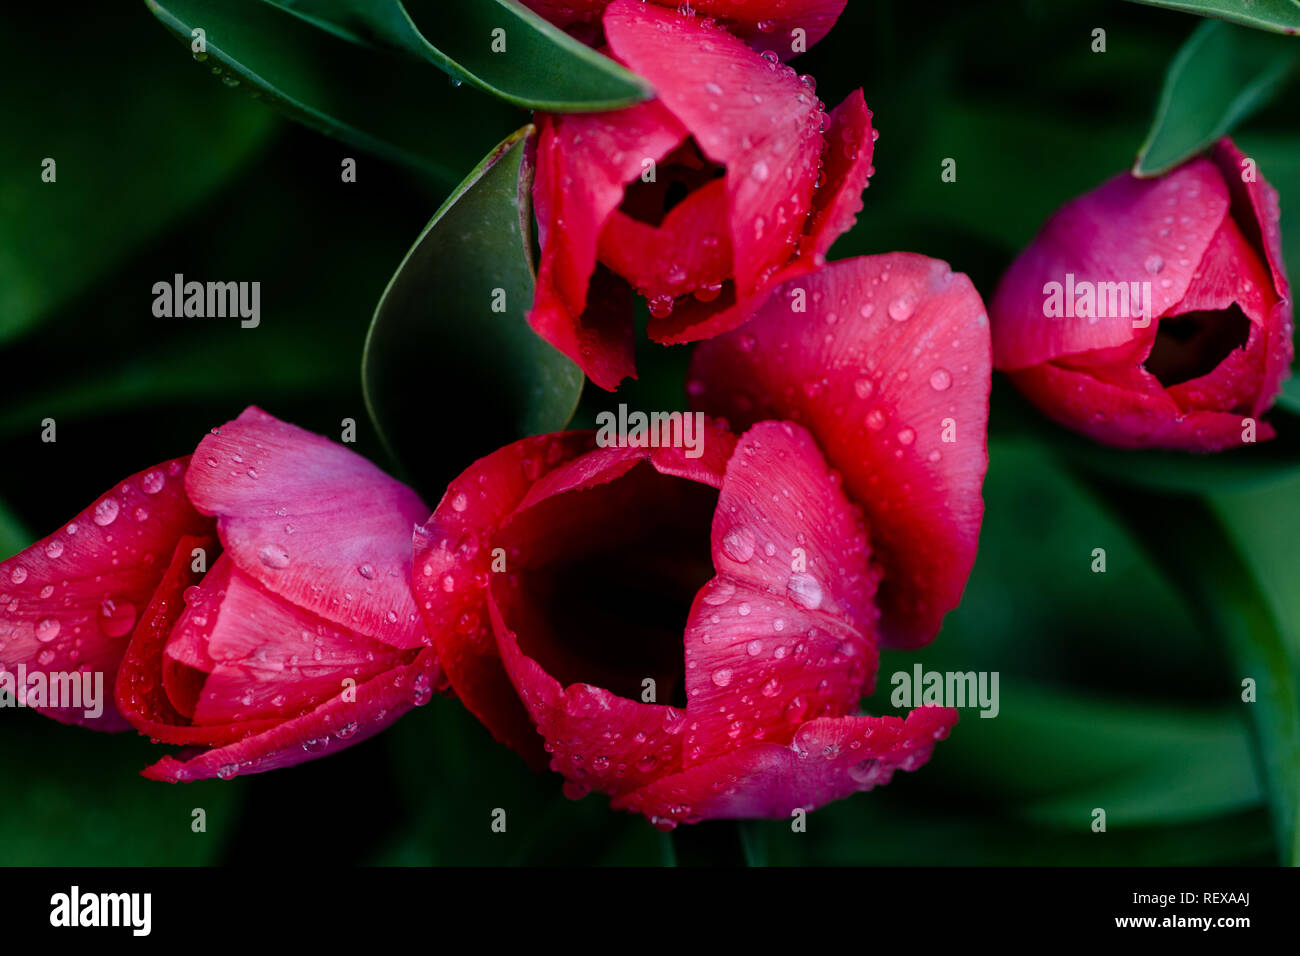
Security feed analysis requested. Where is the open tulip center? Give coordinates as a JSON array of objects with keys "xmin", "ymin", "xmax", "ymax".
[
  {"xmin": 494, "ymin": 463, "xmax": 718, "ymax": 707},
  {"xmin": 620, "ymin": 142, "xmax": 724, "ymax": 228},
  {"xmin": 1146, "ymin": 306, "xmax": 1252, "ymax": 387}
]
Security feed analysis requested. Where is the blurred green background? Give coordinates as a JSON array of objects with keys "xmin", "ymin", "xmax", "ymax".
[{"xmin": 2, "ymin": 0, "xmax": 1298, "ymax": 866}]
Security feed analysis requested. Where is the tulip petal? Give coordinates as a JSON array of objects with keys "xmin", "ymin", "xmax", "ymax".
[
  {"xmin": 532, "ymin": 104, "xmax": 687, "ymax": 389},
  {"xmin": 604, "ymin": 0, "xmax": 826, "ymax": 298},
  {"xmin": 802, "ymin": 89, "xmax": 875, "ymax": 261},
  {"xmin": 488, "ymin": 592, "xmax": 688, "ymax": 797},
  {"xmin": 117, "ymin": 536, "xmax": 283, "ymax": 747},
  {"xmin": 413, "ymin": 433, "xmax": 597, "ymax": 766},
  {"xmin": 1009, "ymin": 362, "xmax": 1268, "ymax": 451},
  {"xmin": 681, "ymin": 422, "xmax": 879, "ymax": 764},
  {"xmin": 184, "ymin": 407, "xmax": 429, "ymax": 650},
  {"xmin": 690, "ymin": 254, "xmax": 991, "ymax": 647},
  {"xmin": 598, "ymin": 179, "xmax": 734, "ymax": 303},
  {"xmin": 0, "ymin": 458, "xmax": 211, "ymax": 730},
  {"xmin": 523, "ymin": 1, "xmax": 846, "ymax": 59},
  {"xmin": 188, "ymin": 563, "xmax": 410, "ymax": 725},
  {"xmin": 1211, "ymin": 139, "xmax": 1294, "ymax": 414},
  {"xmin": 611, "ymin": 706, "xmax": 955, "ymax": 824},
  {"xmin": 992, "ymin": 160, "xmax": 1230, "ymax": 370},
  {"xmin": 140, "ymin": 647, "xmax": 439, "ymax": 782}
]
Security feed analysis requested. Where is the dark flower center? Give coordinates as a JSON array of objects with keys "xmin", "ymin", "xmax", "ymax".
[
  {"xmin": 495, "ymin": 463, "xmax": 718, "ymax": 707},
  {"xmin": 1145, "ymin": 306, "xmax": 1251, "ymax": 387}
]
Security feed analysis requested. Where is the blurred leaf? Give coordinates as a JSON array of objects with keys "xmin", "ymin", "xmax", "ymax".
[
  {"xmin": 0, "ymin": 497, "xmax": 33, "ymax": 560},
  {"xmin": 1092, "ymin": 481, "xmax": 1300, "ymax": 864},
  {"xmin": 909, "ymin": 683, "xmax": 1262, "ymax": 827},
  {"xmin": 1124, "ymin": 0, "xmax": 1300, "ymax": 34},
  {"xmin": 144, "ymin": 0, "xmax": 517, "ymax": 181},
  {"xmin": 362, "ymin": 127, "xmax": 584, "ymax": 498},
  {"xmin": 1134, "ymin": 18, "xmax": 1297, "ymax": 176},
  {"xmin": 1279, "ymin": 374, "xmax": 1300, "ymax": 414},
  {"xmin": 0, "ymin": 711, "xmax": 244, "ymax": 865},
  {"xmin": 0, "ymin": 6, "xmax": 272, "ymax": 345},
  {"xmin": 266, "ymin": 0, "xmax": 652, "ymax": 111}
]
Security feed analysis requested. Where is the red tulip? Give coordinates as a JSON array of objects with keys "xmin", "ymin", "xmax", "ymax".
[
  {"xmin": 529, "ymin": 0, "xmax": 875, "ymax": 389},
  {"xmin": 690, "ymin": 254, "xmax": 992, "ymax": 648},
  {"xmin": 991, "ymin": 139, "xmax": 1293, "ymax": 451},
  {"xmin": 0, "ymin": 408, "xmax": 440, "ymax": 781},
  {"xmin": 521, "ymin": 0, "xmax": 846, "ymax": 59},
  {"xmin": 415, "ymin": 254, "xmax": 990, "ymax": 824}
]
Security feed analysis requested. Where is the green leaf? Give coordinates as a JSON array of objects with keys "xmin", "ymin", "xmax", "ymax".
[
  {"xmin": 1124, "ymin": 0, "xmax": 1300, "ymax": 34},
  {"xmin": 265, "ymin": 0, "xmax": 652, "ymax": 111},
  {"xmin": 0, "ymin": 497, "xmax": 33, "ymax": 561},
  {"xmin": 144, "ymin": 0, "xmax": 518, "ymax": 181},
  {"xmin": 1090, "ymin": 480, "xmax": 1300, "ymax": 864},
  {"xmin": 1134, "ymin": 18, "xmax": 1298, "ymax": 176},
  {"xmin": 362, "ymin": 126, "xmax": 584, "ymax": 497},
  {"xmin": 0, "ymin": 6, "xmax": 272, "ymax": 345}
]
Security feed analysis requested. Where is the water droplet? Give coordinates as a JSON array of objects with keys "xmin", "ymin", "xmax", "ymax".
[
  {"xmin": 9, "ymin": 566, "xmax": 28, "ymax": 585},
  {"xmin": 888, "ymin": 295, "xmax": 916, "ymax": 321},
  {"xmin": 711, "ymin": 667, "xmax": 734, "ymax": 687},
  {"xmin": 929, "ymin": 368, "xmax": 952, "ymax": 391},
  {"xmin": 897, "ymin": 427, "xmax": 916, "ymax": 446},
  {"xmin": 45, "ymin": 541, "xmax": 64, "ymax": 559},
  {"xmin": 787, "ymin": 573, "xmax": 823, "ymax": 610},
  {"xmin": 36, "ymin": 617, "xmax": 60, "ymax": 642},
  {"xmin": 865, "ymin": 408, "xmax": 888, "ymax": 430},
  {"xmin": 746, "ymin": 639, "xmax": 763, "ymax": 656},
  {"xmin": 751, "ymin": 160, "xmax": 770, "ymax": 182},
  {"xmin": 702, "ymin": 579, "xmax": 736, "ymax": 605},
  {"xmin": 217, "ymin": 764, "xmax": 238, "ymax": 780},
  {"xmin": 450, "ymin": 492, "xmax": 468, "ymax": 512},
  {"xmin": 92, "ymin": 498, "xmax": 120, "ymax": 526},
  {"xmin": 97, "ymin": 597, "xmax": 136, "ymax": 638},
  {"xmin": 854, "ymin": 377, "xmax": 874, "ymax": 399},
  {"xmin": 1144, "ymin": 254, "xmax": 1165, "ymax": 275},
  {"xmin": 357, "ymin": 563, "xmax": 375, "ymax": 579},
  {"xmin": 721, "ymin": 527, "xmax": 756, "ymax": 563},
  {"xmin": 258, "ymin": 544, "xmax": 291, "ymax": 569},
  {"xmin": 141, "ymin": 470, "xmax": 166, "ymax": 495}
]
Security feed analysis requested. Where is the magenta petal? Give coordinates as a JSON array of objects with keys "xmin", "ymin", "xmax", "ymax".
[
  {"xmin": 604, "ymin": 0, "xmax": 825, "ymax": 298},
  {"xmin": 802, "ymin": 89, "xmax": 875, "ymax": 261},
  {"xmin": 0, "ymin": 458, "xmax": 211, "ymax": 730},
  {"xmin": 141, "ymin": 646, "xmax": 437, "ymax": 782},
  {"xmin": 691, "ymin": 254, "xmax": 991, "ymax": 648},
  {"xmin": 487, "ymin": 592, "xmax": 686, "ymax": 797},
  {"xmin": 184, "ymin": 408, "xmax": 429, "ymax": 650},
  {"xmin": 189, "ymin": 563, "xmax": 410, "ymax": 725},
  {"xmin": 532, "ymin": 105, "xmax": 686, "ymax": 389},
  {"xmin": 992, "ymin": 160, "xmax": 1230, "ymax": 370},
  {"xmin": 413, "ymin": 433, "xmax": 597, "ymax": 766},
  {"xmin": 681, "ymin": 421, "xmax": 879, "ymax": 763},
  {"xmin": 612, "ymin": 706, "xmax": 956, "ymax": 824}
]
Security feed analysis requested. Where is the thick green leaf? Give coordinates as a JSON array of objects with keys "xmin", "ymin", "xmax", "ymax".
[
  {"xmin": 266, "ymin": 0, "xmax": 652, "ymax": 111},
  {"xmin": 1124, "ymin": 0, "xmax": 1300, "ymax": 34},
  {"xmin": 0, "ymin": 6, "xmax": 272, "ymax": 345},
  {"xmin": 144, "ymin": 0, "xmax": 517, "ymax": 181},
  {"xmin": 1090, "ymin": 480, "xmax": 1300, "ymax": 864},
  {"xmin": 1134, "ymin": 18, "xmax": 1297, "ymax": 176},
  {"xmin": 362, "ymin": 127, "xmax": 584, "ymax": 497}
]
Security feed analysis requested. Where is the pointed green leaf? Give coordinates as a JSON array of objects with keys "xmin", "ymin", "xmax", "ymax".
[
  {"xmin": 144, "ymin": 0, "xmax": 517, "ymax": 180},
  {"xmin": 362, "ymin": 127, "xmax": 584, "ymax": 497},
  {"xmin": 1124, "ymin": 0, "xmax": 1300, "ymax": 34},
  {"xmin": 266, "ymin": 0, "xmax": 652, "ymax": 111},
  {"xmin": 1091, "ymin": 480, "xmax": 1300, "ymax": 864},
  {"xmin": 1134, "ymin": 18, "xmax": 1297, "ymax": 176}
]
